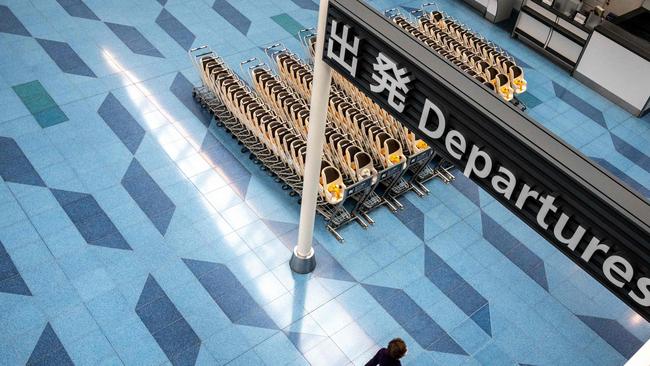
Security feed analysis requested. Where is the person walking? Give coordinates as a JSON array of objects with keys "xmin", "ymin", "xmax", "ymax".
[{"xmin": 365, "ymin": 338, "xmax": 407, "ymax": 366}]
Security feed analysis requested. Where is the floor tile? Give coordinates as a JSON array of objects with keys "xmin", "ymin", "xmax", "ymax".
[
  {"xmin": 253, "ymin": 331, "xmax": 303, "ymax": 366},
  {"xmin": 221, "ymin": 202, "xmax": 259, "ymax": 230},
  {"xmin": 303, "ymin": 338, "xmax": 350, "ymax": 366}
]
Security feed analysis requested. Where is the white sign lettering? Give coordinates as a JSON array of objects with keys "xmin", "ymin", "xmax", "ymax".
[
  {"xmin": 370, "ymin": 53, "xmax": 412, "ymax": 113},
  {"xmin": 327, "ymin": 20, "xmax": 360, "ymax": 77},
  {"xmin": 416, "ymin": 96, "xmax": 650, "ymax": 307},
  {"xmin": 419, "ymin": 99, "xmax": 446, "ymax": 139}
]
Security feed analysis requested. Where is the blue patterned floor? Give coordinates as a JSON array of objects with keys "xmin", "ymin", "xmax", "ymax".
[{"xmin": 1, "ymin": 0, "xmax": 649, "ymax": 365}]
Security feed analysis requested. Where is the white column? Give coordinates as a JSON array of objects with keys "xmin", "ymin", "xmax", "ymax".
[{"xmin": 290, "ymin": 0, "xmax": 332, "ymax": 274}]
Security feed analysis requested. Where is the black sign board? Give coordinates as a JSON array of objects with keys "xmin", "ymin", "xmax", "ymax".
[{"xmin": 322, "ymin": 0, "xmax": 650, "ymax": 320}]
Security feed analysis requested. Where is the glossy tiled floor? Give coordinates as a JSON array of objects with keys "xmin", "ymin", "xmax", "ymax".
[{"xmin": 1, "ymin": 0, "xmax": 649, "ymax": 365}]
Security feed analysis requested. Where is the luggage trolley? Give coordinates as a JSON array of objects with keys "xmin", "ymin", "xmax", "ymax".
[
  {"xmin": 265, "ymin": 45, "xmax": 420, "ymax": 216},
  {"xmin": 189, "ymin": 46, "xmax": 227, "ymax": 120},
  {"xmin": 245, "ymin": 59, "xmax": 384, "ymax": 240},
  {"xmin": 189, "ymin": 46, "xmax": 372, "ymax": 242},
  {"xmin": 299, "ymin": 35, "xmax": 450, "ymax": 205},
  {"xmin": 244, "ymin": 56, "xmax": 381, "ymax": 237}
]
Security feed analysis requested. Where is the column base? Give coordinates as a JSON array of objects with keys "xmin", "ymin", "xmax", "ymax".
[{"xmin": 289, "ymin": 246, "xmax": 316, "ymax": 274}]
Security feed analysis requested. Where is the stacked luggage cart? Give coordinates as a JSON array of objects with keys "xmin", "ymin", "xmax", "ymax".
[
  {"xmin": 388, "ymin": 4, "xmax": 528, "ymax": 108},
  {"xmin": 187, "ymin": 4, "xmax": 528, "ymax": 241}
]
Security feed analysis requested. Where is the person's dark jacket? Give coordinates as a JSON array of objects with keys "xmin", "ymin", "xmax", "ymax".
[{"xmin": 365, "ymin": 348, "xmax": 401, "ymax": 366}]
